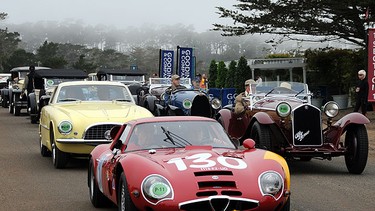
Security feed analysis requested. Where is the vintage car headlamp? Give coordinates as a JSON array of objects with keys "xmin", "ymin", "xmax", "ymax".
[
  {"xmin": 259, "ymin": 171, "xmax": 283, "ymax": 196},
  {"xmin": 142, "ymin": 174, "xmax": 173, "ymax": 202},
  {"xmin": 182, "ymin": 99, "xmax": 192, "ymax": 109},
  {"xmin": 211, "ymin": 98, "xmax": 222, "ymax": 110},
  {"xmin": 276, "ymin": 102, "xmax": 291, "ymax": 118},
  {"xmin": 323, "ymin": 101, "xmax": 339, "ymax": 118},
  {"xmin": 58, "ymin": 121, "xmax": 73, "ymax": 134}
]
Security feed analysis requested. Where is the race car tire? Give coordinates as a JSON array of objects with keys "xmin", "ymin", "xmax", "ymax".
[
  {"xmin": 281, "ymin": 197, "xmax": 290, "ymax": 211},
  {"xmin": 89, "ymin": 159, "xmax": 112, "ymax": 208},
  {"xmin": 51, "ymin": 129, "xmax": 69, "ymax": 169},
  {"xmin": 250, "ymin": 121, "xmax": 272, "ymax": 151},
  {"xmin": 118, "ymin": 172, "xmax": 137, "ymax": 211},
  {"xmin": 40, "ymin": 136, "xmax": 51, "ymax": 157},
  {"xmin": 344, "ymin": 124, "xmax": 368, "ymax": 174}
]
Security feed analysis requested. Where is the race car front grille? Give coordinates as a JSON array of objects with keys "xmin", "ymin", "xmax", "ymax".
[
  {"xmin": 179, "ymin": 196, "xmax": 259, "ymax": 211},
  {"xmin": 84, "ymin": 124, "xmax": 119, "ymax": 140},
  {"xmin": 292, "ymin": 104, "xmax": 323, "ymax": 146},
  {"xmin": 194, "ymin": 171, "xmax": 233, "ymax": 176}
]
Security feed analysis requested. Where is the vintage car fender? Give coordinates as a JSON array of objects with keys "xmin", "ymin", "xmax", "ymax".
[
  {"xmin": 333, "ymin": 112, "xmax": 370, "ymax": 129},
  {"xmin": 251, "ymin": 112, "xmax": 275, "ymax": 125},
  {"xmin": 1, "ymin": 88, "xmax": 8, "ymax": 96},
  {"xmin": 216, "ymin": 109, "xmax": 232, "ymax": 131},
  {"xmin": 145, "ymin": 95, "xmax": 157, "ymax": 112}
]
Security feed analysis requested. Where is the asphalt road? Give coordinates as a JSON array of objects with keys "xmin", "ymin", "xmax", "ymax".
[{"xmin": 0, "ymin": 108, "xmax": 374, "ymax": 211}]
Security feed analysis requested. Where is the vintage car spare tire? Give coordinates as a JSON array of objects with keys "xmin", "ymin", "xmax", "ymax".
[{"xmin": 344, "ymin": 124, "xmax": 368, "ymax": 174}]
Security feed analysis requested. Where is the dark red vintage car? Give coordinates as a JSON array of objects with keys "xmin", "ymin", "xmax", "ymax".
[
  {"xmin": 217, "ymin": 81, "xmax": 370, "ymax": 174},
  {"xmin": 88, "ymin": 116, "xmax": 291, "ymax": 210}
]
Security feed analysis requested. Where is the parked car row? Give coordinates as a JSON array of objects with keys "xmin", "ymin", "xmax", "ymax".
[{"xmin": 2, "ymin": 66, "xmax": 370, "ymax": 210}]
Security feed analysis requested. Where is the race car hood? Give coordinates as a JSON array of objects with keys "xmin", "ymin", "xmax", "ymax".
[
  {"xmin": 53, "ymin": 101, "xmax": 149, "ymax": 119},
  {"xmin": 119, "ymin": 146, "xmax": 289, "ymax": 208}
]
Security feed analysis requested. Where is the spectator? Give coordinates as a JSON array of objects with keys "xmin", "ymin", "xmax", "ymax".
[
  {"xmin": 353, "ymin": 69, "xmax": 369, "ymax": 116},
  {"xmin": 199, "ymin": 73, "xmax": 208, "ymax": 90},
  {"xmin": 255, "ymin": 75, "xmax": 263, "ymax": 85},
  {"xmin": 23, "ymin": 65, "xmax": 36, "ymax": 95},
  {"xmin": 234, "ymin": 79, "xmax": 255, "ymax": 115}
]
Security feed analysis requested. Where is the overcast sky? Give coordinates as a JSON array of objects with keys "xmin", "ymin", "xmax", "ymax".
[{"xmin": 2, "ymin": 0, "xmax": 237, "ymax": 32}]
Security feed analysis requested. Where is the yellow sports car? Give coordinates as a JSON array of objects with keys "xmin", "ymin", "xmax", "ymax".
[{"xmin": 39, "ymin": 81, "xmax": 154, "ymax": 168}]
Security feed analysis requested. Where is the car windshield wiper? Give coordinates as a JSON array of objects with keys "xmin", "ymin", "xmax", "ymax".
[
  {"xmin": 294, "ymin": 89, "xmax": 305, "ymax": 97},
  {"xmin": 161, "ymin": 126, "xmax": 192, "ymax": 147},
  {"xmin": 265, "ymin": 88, "xmax": 275, "ymax": 97},
  {"xmin": 114, "ymin": 99, "xmax": 132, "ymax": 102},
  {"xmin": 59, "ymin": 98, "xmax": 80, "ymax": 102}
]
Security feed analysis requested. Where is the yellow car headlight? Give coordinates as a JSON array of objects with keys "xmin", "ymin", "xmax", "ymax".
[{"xmin": 58, "ymin": 121, "xmax": 73, "ymax": 134}]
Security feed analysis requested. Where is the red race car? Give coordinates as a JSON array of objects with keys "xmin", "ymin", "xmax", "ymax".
[{"xmin": 88, "ymin": 116, "xmax": 290, "ymax": 211}]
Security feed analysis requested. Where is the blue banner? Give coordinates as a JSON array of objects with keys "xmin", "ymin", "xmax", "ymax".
[
  {"xmin": 160, "ymin": 50, "xmax": 174, "ymax": 78},
  {"xmin": 177, "ymin": 47, "xmax": 193, "ymax": 79},
  {"xmin": 208, "ymin": 88, "xmax": 237, "ymax": 107}
]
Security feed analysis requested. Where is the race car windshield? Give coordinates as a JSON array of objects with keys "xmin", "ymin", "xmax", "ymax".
[{"xmin": 125, "ymin": 121, "xmax": 236, "ymax": 151}]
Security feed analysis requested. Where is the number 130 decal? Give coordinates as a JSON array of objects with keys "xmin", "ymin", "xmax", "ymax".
[{"xmin": 167, "ymin": 153, "xmax": 247, "ymax": 171}]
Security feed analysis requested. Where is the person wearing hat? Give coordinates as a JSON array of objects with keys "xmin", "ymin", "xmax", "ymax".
[
  {"xmin": 234, "ymin": 79, "xmax": 255, "ymax": 115},
  {"xmin": 353, "ymin": 69, "xmax": 369, "ymax": 115},
  {"xmin": 23, "ymin": 65, "xmax": 36, "ymax": 96},
  {"xmin": 165, "ymin": 74, "xmax": 186, "ymax": 94}
]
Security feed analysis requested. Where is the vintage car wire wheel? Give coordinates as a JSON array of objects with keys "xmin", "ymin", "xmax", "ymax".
[
  {"xmin": 51, "ymin": 128, "xmax": 69, "ymax": 169},
  {"xmin": 2, "ymin": 95, "xmax": 8, "ymax": 108},
  {"xmin": 89, "ymin": 159, "xmax": 112, "ymax": 208},
  {"xmin": 344, "ymin": 125, "xmax": 368, "ymax": 174},
  {"xmin": 118, "ymin": 172, "xmax": 137, "ymax": 211},
  {"xmin": 13, "ymin": 94, "xmax": 21, "ymax": 116},
  {"xmin": 250, "ymin": 122, "xmax": 272, "ymax": 150},
  {"xmin": 8, "ymin": 94, "xmax": 14, "ymax": 114}
]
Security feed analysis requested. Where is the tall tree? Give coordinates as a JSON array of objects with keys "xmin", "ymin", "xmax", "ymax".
[
  {"xmin": 37, "ymin": 41, "xmax": 67, "ymax": 68},
  {"xmin": 4, "ymin": 49, "xmax": 36, "ymax": 71},
  {"xmin": 208, "ymin": 60, "xmax": 218, "ymax": 88},
  {"xmin": 215, "ymin": 61, "xmax": 228, "ymax": 88},
  {"xmin": 214, "ymin": 0, "xmax": 375, "ymax": 47},
  {"xmin": 73, "ymin": 54, "xmax": 97, "ymax": 72},
  {"xmin": 225, "ymin": 60, "xmax": 237, "ymax": 88},
  {"xmin": 0, "ymin": 13, "xmax": 21, "ymax": 71},
  {"xmin": 235, "ymin": 56, "xmax": 251, "ymax": 93}
]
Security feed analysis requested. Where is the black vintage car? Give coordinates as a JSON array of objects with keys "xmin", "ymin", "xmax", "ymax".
[
  {"xmin": 96, "ymin": 69, "xmax": 148, "ymax": 103},
  {"xmin": 28, "ymin": 68, "xmax": 88, "ymax": 123},
  {"xmin": 1, "ymin": 66, "xmax": 50, "ymax": 115}
]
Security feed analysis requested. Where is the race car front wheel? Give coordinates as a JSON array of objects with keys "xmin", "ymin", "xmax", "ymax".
[
  {"xmin": 89, "ymin": 159, "xmax": 112, "ymax": 207},
  {"xmin": 344, "ymin": 124, "xmax": 368, "ymax": 174},
  {"xmin": 118, "ymin": 172, "xmax": 136, "ymax": 211}
]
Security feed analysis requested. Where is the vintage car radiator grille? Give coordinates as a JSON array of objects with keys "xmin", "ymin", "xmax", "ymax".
[
  {"xmin": 292, "ymin": 104, "xmax": 323, "ymax": 146},
  {"xmin": 191, "ymin": 95, "xmax": 211, "ymax": 117},
  {"xmin": 84, "ymin": 124, "xmax": 118, "ymax": 140}
]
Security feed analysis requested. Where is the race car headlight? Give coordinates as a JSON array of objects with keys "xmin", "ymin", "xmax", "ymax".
[
  {"xmin": 211, "ymin": 98, "xmax": 222, "ymax": 110},
  {"xmin": 142, "ymin": 174, "xmax": 173, "ymax": 202},
  {"xmin": 58, "ymin": 121, "xmax": 73, "ymax": 134},
  {"xmin": 182, "ymin": 99, "xmax": 192, "ymax": 109},
  {"xmin": 276, "ymin": 102, "xmax": 291, "ymax": 118},
  {"xmin": 323, "ymin": 101, "xmax": 339, "ymax": 118},
  {"xmin": 259, "ymin": 171, "xmax": 283, "ymax": 196}
]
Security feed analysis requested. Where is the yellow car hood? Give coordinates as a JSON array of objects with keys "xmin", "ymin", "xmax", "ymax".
[{"xmin": 53, "ymin": 102, "xmax": 152, "ymax": 120}]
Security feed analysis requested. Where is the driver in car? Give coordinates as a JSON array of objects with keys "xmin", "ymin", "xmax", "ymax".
[{"xmin": 164, "ymin": 74, "xmax": 186, "ymax": 101}]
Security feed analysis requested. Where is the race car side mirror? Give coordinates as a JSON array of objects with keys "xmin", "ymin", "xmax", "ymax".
[{"xmin": 243, "ymin": 138, "xmax": 256, "ymax": 149}]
